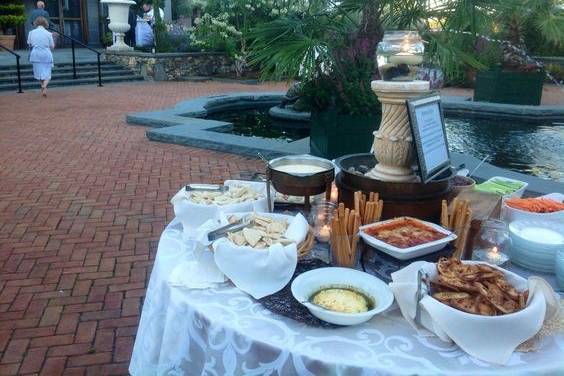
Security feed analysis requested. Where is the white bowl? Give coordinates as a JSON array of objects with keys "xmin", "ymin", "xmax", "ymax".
[
  {"xmin": 476, "ymin": 176, "xmax": 528, "ymax": 198},
  {"xmin": 508, "ymin": 220, "xmax": 564, "ymax": 273},
  {"xmin": 291, "ymin": 267, "xmax": 394, "ymax": 326},
  {"xmin": 359, "ymin": 217, "xmax": 456, "ymax": 260},
  {"xmin": 509, "ymin": 220, "xmax": 564, "ymax": 247},
  {"xmin": 501, "ymin": 195, "xmax": 564, "ymax": 224}
]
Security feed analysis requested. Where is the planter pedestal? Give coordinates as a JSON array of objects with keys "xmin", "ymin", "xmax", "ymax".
[
  {"xmin": 366, "ymin": 80, "xmax": 429, "ymax": 182},
  {"xmin": 101, "ymin": 0, "xmax": 136, "ymax": 51}
]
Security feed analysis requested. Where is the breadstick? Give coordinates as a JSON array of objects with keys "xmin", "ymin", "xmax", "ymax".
[
  {"xmin": 376, "ymin": 199, "xmax": 384, "ymax": 222},
  {"xmin": 454, "ymin": 200, "xmax": 468, "ymax": 236},
  {"xmin": 344, "ymin": 207, "xmax": 350, "ymax": 231},
  {"xmin": 348, "ymin": 210, "xmax": 355, "ymax": 234},
  {"xmin": 440, "ymin": 199, "xmax": 449, "ymax": 228},
  {"xmin": 449, "ymin": 198, "xmax": 459, "ymax": 229},
  {"xmin": 454, "ymin": 209, "xmax": 472, "ymax": 259},
  {"xmin": 373, "ymin": 192, "xmax": 379, "ymax": 204},
  {"xmin": 365, "ymin": 202, "xmax": 372, "ymax": 224},
  {"xmin": 354, "ymin": 191, "xmax": 360, "ymax": 214},
  {"xmin": 338, "ymin": 202, "xmax": 345, "ymax": 218},
  {"xmin": 368, "ymin": 202, "xmax": 376, "ymax": 224}
]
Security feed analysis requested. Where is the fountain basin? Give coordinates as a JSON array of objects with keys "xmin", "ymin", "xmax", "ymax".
[{"xmin": 334, "ymin": 153, "xmax": 453, "ymax": 221}]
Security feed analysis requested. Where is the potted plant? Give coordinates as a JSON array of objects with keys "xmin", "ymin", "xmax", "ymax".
[
  {"xmin": 249, "ymin": 1, "xmax": 497, "ymax": 159},
  {"xmin": 0, "ymin": 0, "xmax": 25, "ymax": 50},
  {"xmin": 473, "ymin": 0, "xmax": 563, "ymax": 105},
  {"xmin": 249, "ymin": 2, "xmax": 386, "ymax": 159}
]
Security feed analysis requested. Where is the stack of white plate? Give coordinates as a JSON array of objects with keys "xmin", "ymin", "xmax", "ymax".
[{"xmin": 508, "ymin": 220, "xmax": 564, "ymax": 273}]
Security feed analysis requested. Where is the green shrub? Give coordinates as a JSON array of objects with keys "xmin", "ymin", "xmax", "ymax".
[{"xmin": 0, "ymin": 0, "xmax": 25, "ymax": 33}]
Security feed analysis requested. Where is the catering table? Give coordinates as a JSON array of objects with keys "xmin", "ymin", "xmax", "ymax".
[{"xmin": 129, "ymin": 218, "xmax": 564, "ymax": 376}]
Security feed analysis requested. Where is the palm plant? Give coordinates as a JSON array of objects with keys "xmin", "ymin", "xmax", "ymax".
[{"xmin": 249, "ymin": 0, "xmax": 499, "ymax": 113}]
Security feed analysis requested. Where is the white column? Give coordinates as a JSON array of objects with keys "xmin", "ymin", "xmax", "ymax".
[{"xmin": 366, "ymin": 80, "xmax": 430, "ymax": 182}]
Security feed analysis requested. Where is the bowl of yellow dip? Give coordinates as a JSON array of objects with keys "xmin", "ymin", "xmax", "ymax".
[{"xmin": 291, "ymin": 267, "xmax": 394, "ymax": 325}]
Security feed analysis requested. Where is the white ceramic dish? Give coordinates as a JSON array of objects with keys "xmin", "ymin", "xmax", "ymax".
[
  {"xmin": 291, "ymin": 267, "xmax": 394, "ymax": 326},
  {"xmin": 509, "ymin": 220, "xmax": 564, "ymax": 247},
  {"xmin": 359, "ymin": 217, "xmax": 456, "ymax": 260},
  {"xmin": 425, "ymin": 261, "xmax": 546, "ymax": 323},
  {"xmin": 508, "ymin": 220, "xmax": 564, "ymax": 273},
  {"xmin": 501, "ymin": 194, "xmax": 564, "ymax": 224},
  {"xmin": 476, "ymin": 176, "xmax": 528, "ymax": 198}
]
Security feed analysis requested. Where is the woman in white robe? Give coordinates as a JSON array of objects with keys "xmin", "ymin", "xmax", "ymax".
[{"xmin": 27, "ymin": 17, "xmax": 54, "ymax": 97}]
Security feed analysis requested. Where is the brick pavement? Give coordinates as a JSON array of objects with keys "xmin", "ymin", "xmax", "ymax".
[{"xmin": 0, "ymin": 81, "xmax": 287, "ymax": 375}]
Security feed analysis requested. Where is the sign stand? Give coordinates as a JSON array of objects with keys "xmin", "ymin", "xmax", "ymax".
[{"xmin": 406, "ymin": 94, "xmax": 451, "ymax": 183}]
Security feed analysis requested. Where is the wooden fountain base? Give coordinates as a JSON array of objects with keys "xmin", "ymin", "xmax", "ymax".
[{"xmin": 335, "ymin": 153, "xmax": 453, "ymax": 222}]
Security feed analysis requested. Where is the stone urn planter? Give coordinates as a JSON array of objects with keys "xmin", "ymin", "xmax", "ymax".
[
  {"xmin": 101, "ymin": 0, "xmax": 136, "ymax": 51},
  {"xmin": 0, "ymin": 34, "xmax": 16, "ymax": 50},
  {"xmin": 474, "ymin": 67, "xmax": 545, "ymax": 106}
]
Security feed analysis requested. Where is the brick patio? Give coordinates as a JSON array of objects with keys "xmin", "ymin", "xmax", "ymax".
[{"xmin": 0, "ymin": 81, "xmax": 287, "ymax": 375}]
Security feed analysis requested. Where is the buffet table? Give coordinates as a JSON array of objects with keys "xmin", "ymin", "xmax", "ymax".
[{"xmin": 129, "ymin": 218, "xmax": 564, "ymax": 376}]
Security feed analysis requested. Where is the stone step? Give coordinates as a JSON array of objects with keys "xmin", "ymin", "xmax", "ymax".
[
  {"xmin": 0, "ymin": 60, "xmax": 115, "ymax": 71},
  {"xmin": 0, "ymin": 69, "xmax": 137, "ymax": 84},
  {"xmin": 0, "ymin": 74, "xmax": 144, "ymax": 91},
  {"xmin": 0, "ymin": 65, "xmax": 128, "ymax": 77}
]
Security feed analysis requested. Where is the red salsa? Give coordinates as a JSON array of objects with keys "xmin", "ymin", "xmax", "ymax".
[{"xmin": 365, "ymin": 218, "xmax": 447, "ymax": 248}]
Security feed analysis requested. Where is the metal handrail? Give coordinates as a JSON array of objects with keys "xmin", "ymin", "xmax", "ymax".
[
  {"xmin": 0, "ymin": 44, "xmax": 23, "ymax": 93},
  {"xmin": 48, "ymin": 27, "xmax": 103, "ymax": 87}
]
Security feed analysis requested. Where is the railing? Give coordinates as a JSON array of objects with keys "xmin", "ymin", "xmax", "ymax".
[
  {"xmin": 48, "ymin": 27, "xmax": 103, "ymax": 87},
  {"xmin": 0, "ymin": 44, "xmax": 23, "ymax": 93}
]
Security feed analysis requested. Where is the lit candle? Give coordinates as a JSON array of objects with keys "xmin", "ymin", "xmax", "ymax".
[
  {"xmin": 472, "ymin": 246, "xmax": 510, "ymax": 266},
  {"xmin": 488, "ymin": 246, "xmax": 502, "ymax": 263},
  {"xmin": 317, "ymin": 224, "xmax": 331, "ymax": 243},
  {"xmin": 330, "ymin": 183, "xmax": 338, "ymax": 202}
]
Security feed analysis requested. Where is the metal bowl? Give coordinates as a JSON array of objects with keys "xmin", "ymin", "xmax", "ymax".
[{"xmin": 267, "ymin": 155, "xmax": 335, "ymax": 197}]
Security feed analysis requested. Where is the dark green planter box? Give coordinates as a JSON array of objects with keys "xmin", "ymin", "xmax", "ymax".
[
  {"xmin": 474, "ymin": 69, "xmax": 544, "ymax": 105},
  {"xmin": 310, "ymin": 111, "xmax": 381, "ymax": 160}
]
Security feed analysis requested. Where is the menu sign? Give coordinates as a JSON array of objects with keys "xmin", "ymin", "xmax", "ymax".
[{"xmin": 406, "ymin": 94, "xmax": 451, "ymax": 183}]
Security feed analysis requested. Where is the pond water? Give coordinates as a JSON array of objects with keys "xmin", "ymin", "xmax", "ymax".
[
  {"xmin": 445, "ymin": 118, "xmax": 564, "ymax": 182},
  {"xmin": 207, "ymin": 109, "xmax": 309, "ymax": 142},
  {"xmin": 206, "ymin": 109, "xmax": 564, "ymax": 182}
]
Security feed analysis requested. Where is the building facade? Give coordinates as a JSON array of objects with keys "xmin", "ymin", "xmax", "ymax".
[
  {"xmin": 23, "ymin": 0, "xmax": 102, "ymax": 46},
  {"xmin": 22, "ymin": 0, "xmax": 172, "ymax": 48}
]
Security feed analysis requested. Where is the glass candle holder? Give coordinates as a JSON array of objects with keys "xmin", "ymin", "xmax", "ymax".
[
  {"xmin": 330, "ymin": 234, "xmax": 359, "ymax": 268},
  {"xmin": 376, "ymin": 30, "xmax": 424, "ymax": 81},
  {"xmin": 471, "ymin": 219, "xmax": 511, "ymax": 267},
  {"xmin": 309, "ymin": 200, "xmax": 337, "ymax": 243}
]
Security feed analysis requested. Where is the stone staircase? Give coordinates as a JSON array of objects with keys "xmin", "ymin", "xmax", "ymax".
[{"xmin": 0, "ymin": 60, "xmax": 144, "ymax": 91}]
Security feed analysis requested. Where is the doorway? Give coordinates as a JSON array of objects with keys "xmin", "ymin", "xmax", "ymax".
[{"xmin": 45, "ymin": 0, "xmax": 88, "ymax": 44}]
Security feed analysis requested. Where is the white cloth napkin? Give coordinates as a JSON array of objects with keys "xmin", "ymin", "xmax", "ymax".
[
  {"xmin": 212, "ymin": 213, "xmax": 308, "ymax": 299},
  {"xmin": 171, "ymin": 180, "xmax": 273, "ymax": 231},
  {"xmin": 389, "ymin": 261, "xmax": 560, "ymax": 365},
  {"xmin": 168, "ymin": 219, "xmax": 227, "ymax": 289}
]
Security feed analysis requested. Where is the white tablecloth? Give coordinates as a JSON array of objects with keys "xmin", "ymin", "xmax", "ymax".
[{"xmin": 129, "ymin": 219, "xmax": 564, "ymax": 376}]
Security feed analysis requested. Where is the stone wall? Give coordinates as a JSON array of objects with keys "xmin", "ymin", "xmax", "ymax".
[{"xmin": 104, "ymin": 51, "xmax": 235, "ymax": 81}]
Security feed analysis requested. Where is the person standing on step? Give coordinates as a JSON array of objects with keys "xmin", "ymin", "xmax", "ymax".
[
  {"xmin": 27, "ymin": 17, "xmax": 54, "ymax": 97},
  {"xmin": 29, "ymin": 1, "xmax": 50, "ymax": 28}
]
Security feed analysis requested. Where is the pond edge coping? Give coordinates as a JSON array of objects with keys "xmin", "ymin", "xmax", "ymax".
[{"xmin": 126, "ymin": 92, "xmax": 563, "ymax": 195}]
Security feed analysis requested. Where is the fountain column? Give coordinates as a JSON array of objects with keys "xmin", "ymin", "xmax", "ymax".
[{"xmin": 366, "ymin": 80, "xmax": 430, "ymax": 182}]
